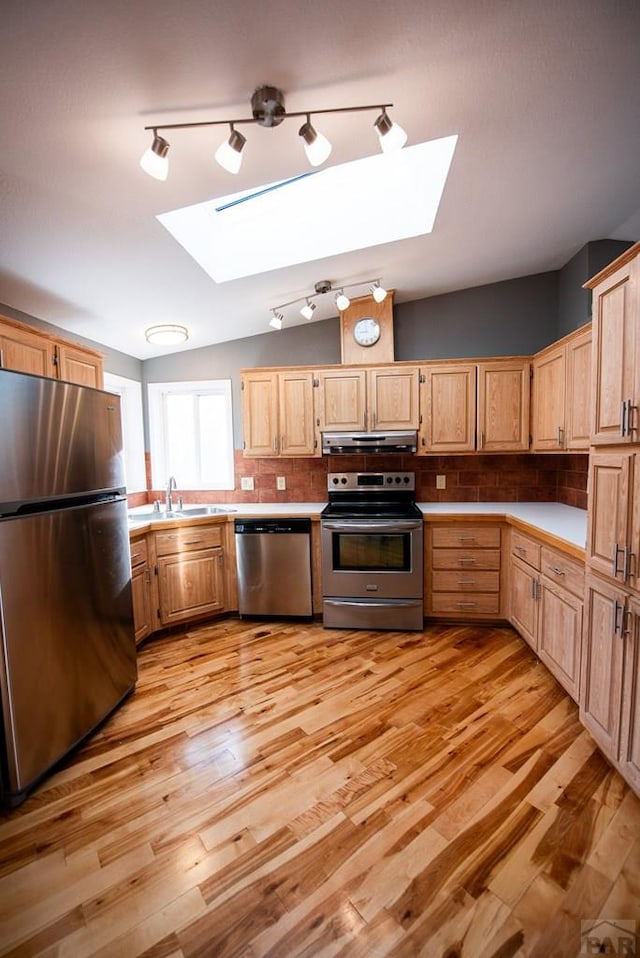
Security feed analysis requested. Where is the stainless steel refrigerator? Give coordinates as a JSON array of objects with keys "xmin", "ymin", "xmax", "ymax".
[{"xmin": 0, "ymin": 368, "xmax": 137, "ymax": 807}]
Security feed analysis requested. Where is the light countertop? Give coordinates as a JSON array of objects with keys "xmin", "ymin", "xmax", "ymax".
[{"xmin": 128, "ymin": 501, "xmax": 587, "ymax": 553}]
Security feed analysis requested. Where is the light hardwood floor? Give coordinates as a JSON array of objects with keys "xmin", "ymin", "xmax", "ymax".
[{"xmin": 1, "ymin": 618, "xmax": 639, "ymax": 957}]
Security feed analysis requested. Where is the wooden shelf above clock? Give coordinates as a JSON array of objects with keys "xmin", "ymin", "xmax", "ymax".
[{"xmin": 339, "ymin": 290, "xmax": 395, "ymax": 365}]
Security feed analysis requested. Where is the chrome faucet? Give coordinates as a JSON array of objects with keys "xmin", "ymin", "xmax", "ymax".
[{"xmin": 166, "ymin": 475, "xmax": 177, "ymax": 512}]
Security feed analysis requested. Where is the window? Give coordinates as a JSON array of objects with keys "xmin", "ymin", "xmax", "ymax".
[
  {"xmin": 103, "ymin": 372, "xmax": 146, "ymax": 493},
  {"xmin": 147, "ymin": 380, "xmax": 234, "ymax": 490}
]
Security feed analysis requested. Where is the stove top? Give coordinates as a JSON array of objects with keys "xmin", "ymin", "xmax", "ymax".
[{"xmin": 322, "ymin": 471, "xmax": 420, "ymax": 520}]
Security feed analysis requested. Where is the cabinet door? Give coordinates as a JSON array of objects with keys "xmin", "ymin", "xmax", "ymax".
[
  {"xmin": 477, "ymin": 360, "xmax": 530, "ymax": 451},
  {"xmin": 315, "ymin": 368, "xmax": 366, "ymax": 431},
  {"xmin": 241, "ymin": 371, "xmax": 279, "ymax": 456},
  {"xmin": 509, "ymin": 556, "xmax": 539, "ymax": 650},
  {"xmin": 565, "ymin": 327, "xmax": 592, "ymax": 450},
  {"xmin": 532, "ymin": 345, "xmax": 565, "ymax": 450},
  {"xmin": 367, "ymin": 367, "xmax": 419, "ymax": 431},
  {"xmin": 158, "ymin": 547, "xmax": 225, "ymax": 626},
  {"xmin": 586, "ymin": 453, "xmax": 633, "ymax": 583},
  {"xmin": 278, "ymin": 370, "xmax": 317, "ymax": 456},
  {"xmin": 591, "ymin": 257, "xmax": 638, "ymax": 445},
  {"xmin": 620, "ymin": 595, "xmax": 640, "ymax": 793},
  {"xmin": 131, "ymin": 562, "xmax": 154, "ymax": 644},
  {"xmin": 580, "ymin": 574, "xmax": 626, "ymax": 760},
  {"xmin": 0, "ymin": 319, "xmax": 56, "ymax": 377},
  {"xmin": 538, "ymin": 577, "xmax": 582, "ymax": 701},
  {"xmin": 56, "ymin": 343, "xmax": 104, "ymax": 389},
  {"xmin": 419, "ymin": 364, "xmax": 476, "ymax": 453}
]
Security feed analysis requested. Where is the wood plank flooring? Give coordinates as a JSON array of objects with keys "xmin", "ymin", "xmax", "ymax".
[{"xmin": 1, "ymin": 618, "xmax": 639, "ymax": 957}]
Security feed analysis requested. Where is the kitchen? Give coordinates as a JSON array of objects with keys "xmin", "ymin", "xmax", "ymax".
[{"xmin": 2, "ymin": 1, "xmax": 640, "ymax": 955}]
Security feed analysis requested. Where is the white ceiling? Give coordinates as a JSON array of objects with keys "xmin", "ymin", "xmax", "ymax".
[{"xmin": 1, "ymin": 0, "xmax": 639, "ymax": 360}]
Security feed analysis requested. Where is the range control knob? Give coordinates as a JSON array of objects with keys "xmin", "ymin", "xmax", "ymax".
[
  {"xmin": 404, "ymin": 476, "xmax": 410, "ymax": 483},
  {"xmin": 386, "ymin": 476, "xmax": 393, "ymax": 483},
  {"xmin": 332, "ymin": 477, "xmax": 339, "ymax": 484},
  {"xmin": 395, "ymin": 476, "xmax": 401, "ymax": 483},
  {"xmin": 341, "ymin": 476, "xmax": 348, "ymax": 484}
]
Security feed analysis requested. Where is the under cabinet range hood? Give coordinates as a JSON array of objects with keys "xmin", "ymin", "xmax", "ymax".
[{"xmin": 322, "ymin": 431, "xmax": 417, "ymax": 454}]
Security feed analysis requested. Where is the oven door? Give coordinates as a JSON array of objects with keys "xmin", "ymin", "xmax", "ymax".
[{"xmin": 321, "ymin": 517, "xmax": 423, "ymax": 599}]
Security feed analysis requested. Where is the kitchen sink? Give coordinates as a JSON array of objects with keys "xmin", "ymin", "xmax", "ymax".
[{"xmin": 128, "ymin": 505, "xmax": 236, "ymax": 522}]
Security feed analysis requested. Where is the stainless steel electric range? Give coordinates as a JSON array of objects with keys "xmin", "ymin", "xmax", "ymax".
[{"xmin": 321, "ymin": 471, "xmax": 424, "ymax": 631}]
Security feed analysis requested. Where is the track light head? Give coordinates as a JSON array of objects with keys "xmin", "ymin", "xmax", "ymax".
[
  {"xmin": 215, "ymin": 126, "xmax": 246, "ymax": 174},
  {"xmin": 140, "ymin": 132, "xmax": 170, "ymax": 181},
  {"xmin": 269, "ymin": 310, "xmax": 284, "ymax": 330},
  {"xmin": 300, "ymin": 299, "xmax": 316, "ymax": 320},
  {"xmin": 374, "ymin": 109, "xmax": 408, "ymax": 153},
  {"xmin": 335, "ymin": 290, "xmax": 350, "ymax": 311},
  {"xmin": 371, "ymin": 281, "xmax": 387, "ymax": 303},
  {"xmin": 299, "ymin": 117, "xmax": 332, "ymax": 167}
]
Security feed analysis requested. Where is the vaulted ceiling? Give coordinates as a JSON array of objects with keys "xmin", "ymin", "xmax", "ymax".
[{"xmin": 1, "ymin": 0, "xmax": 639, "ymax": 359}]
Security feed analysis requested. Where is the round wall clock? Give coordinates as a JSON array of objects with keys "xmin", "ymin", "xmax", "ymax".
[{"xmin": 353, "ymin": 317, "xmax": 381, "ymax": 347}]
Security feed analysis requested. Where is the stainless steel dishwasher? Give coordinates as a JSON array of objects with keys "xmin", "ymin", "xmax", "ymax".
[{"xmin": 235, "ymin": 518, "xmax": 313, "ymax": 617}]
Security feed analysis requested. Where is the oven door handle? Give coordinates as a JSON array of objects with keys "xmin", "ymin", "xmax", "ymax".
[{"xmin": 322, "ymin": 520, "xmax": 423, "ymax": 533}]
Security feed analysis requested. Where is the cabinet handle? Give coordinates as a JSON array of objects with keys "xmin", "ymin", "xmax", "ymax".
[
  {"xmin": 621, "ymin": 399, "xmax": 629, "ymax": 437},
  {"xmin": 514, "ymin": 545, "xmax": 526, "ymax": 555},
  {"xmin": 184, "ymin": 539, "xmax": 205, "ymax": 546},
  {"xmin": 612, "ymin": 543, "xmax": 624, "ymax": 578},
  {"xmin": 273, "ymin": 436, "xmax": 279, "ymax": 453},
  {"xmin": 557, "ymin": 425, "xmax": 564, "ymax": 447},
  {"xmin": 455, "ymin": 601, "xmax": 477, "ymax": 607},
  {"xmin": 0, "ymin": 349, "xmax": 4, "ymax": 368},
  {"xmin": 478, "ymin": 431, "xmax": 484, "ymax": 449},
  {"xmin": 458, "ymin": 535, "xmax": 477, "ymax": 542},
  {"xmin": 622, "ymin": 546, "xmax": 631, "ymax": 583},
  {"xmin": 623, "ymin": 608, "xmax": 633, "ymax": 636},
  {"xmin": 549, "ymin": 565, "xmax": 565, "ymax": 576},
  {"xmin": 457, "ymin": 558, "xmax": 477, "ymax": 565},
  {"xmin": 457, "ymin": 579, "xmax": 477, "ymax": 585},
  {"xmin": 613, "ymin": 599, "xmax": 623, "ymax": 637},
  {"xmin": 531, "ymin": 578, "xmax": 540, "ymax": 600}
]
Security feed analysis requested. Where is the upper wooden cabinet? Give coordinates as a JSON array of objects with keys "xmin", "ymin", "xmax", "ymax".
[
  {"xmin": 241, "ymin": 368, "xmax": 317, "ymax": 457},
  {"xmin": 419, "ymin": 363, "xmax": 476, "ymax": 453},
  {"xmin": 315, "ymin": 365, "xmax": 419, "ymax": 432},
  {"xmin": 477, "ymin": 359, "xmax": 531, "ymax": 451},
  {"xmin": 0, "ymin": 314, "xmax": 104, "ymax": 389},
  {"xmin": 531, "ymin": 325, "xmax": 592, "ymax": 451},
  {"xmin": 586, "ymin": 242, "xmax": 640, "ymax": 446}
]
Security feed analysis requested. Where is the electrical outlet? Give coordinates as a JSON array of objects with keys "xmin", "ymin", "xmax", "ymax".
[
  {"xmin": 240, "ymin": 476, "xmax": 254, "ymax": 491},
  {"xmin": 436, "ymin": 474, "xmax": 446, "ymax": 489},
  {"xmin": 276, "ymin": 476, "xmax": 286, "ymax": 490}
]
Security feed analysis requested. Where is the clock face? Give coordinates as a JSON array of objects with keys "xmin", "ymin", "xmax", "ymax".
[{"xmin": 353, "ymin": 317, "xmax": 381, "ymax": 347}]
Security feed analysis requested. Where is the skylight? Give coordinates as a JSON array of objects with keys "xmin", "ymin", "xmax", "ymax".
[{"xmin": 157, "ymin": 135, "xmax": 458, "ymax": 283}]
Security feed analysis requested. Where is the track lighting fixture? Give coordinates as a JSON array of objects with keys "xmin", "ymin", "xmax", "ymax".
[
  {"xmin": 335, "ymin": 290, "xmax": 351, "ymax": 311},
  {"xmin": 214, "ymin": 125, "xmax": 246, "ymax": 174},
  {"xmin": 268, "ymin": 278, "xmax": 388, "ymax": 331},
  {"xmin": 140, "ymin": 85, "xmax": 407, "ymax": 180},
  {"xmin": 371, "ymin": 281, "xmax": 388, "ymax": 303},
  {"xmin": 145, "ymin": 324, "xmax": 189, "ymax": 345},
  {"xmin": 298, "ymin": 115, "xmax": 332, "ymax": 167},
  {"xmin": 300, "ymin": 299, "xmax": 316, "ymax": 320},
  {"xmin": 139, "ymin": 132, "xmax": 170, "ymax": 181},
  {"xmin": 374, "ymin": 109, "xmax": 408, "ymax": 153}
]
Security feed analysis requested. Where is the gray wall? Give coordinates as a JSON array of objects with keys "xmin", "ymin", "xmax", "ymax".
[
  {"xmin": 394, "ymin": 272, "xmax": 558, "ymax": 360},
  {"xmin": 556, "ymin": 239, "xmax": 634, "ymax": 338}
]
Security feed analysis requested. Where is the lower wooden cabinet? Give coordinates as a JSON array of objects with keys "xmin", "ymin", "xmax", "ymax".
[
  {"xmin": 154, "ymin": 525, "xmax": 226, "ymax": 627},
  {"xmin": 581, "ymin": 574, "xmax": 640, "ymax": 793},
  {"xmin": 508, "ymin": 531, "xmax": 584, "ymax": 702},
  {"xmin": 129, "ymin": 536, "xmax": 155, "ymax": 644},
  {"xmin": 426, "ymin": 522, "xmax": 504, "ymax": 618}
]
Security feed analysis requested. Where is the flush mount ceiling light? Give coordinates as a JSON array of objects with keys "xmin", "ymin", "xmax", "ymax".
[
  {"xmin": 268, "ymin": 278, "xmax": 387, "ymax": 331},
  {"xmin": 140, "ymin": 84, "xmax": 407, "ymax": 180},
  {"xmin": 144, "ymin": 324, "xmax": 189, "ymax": 345}
]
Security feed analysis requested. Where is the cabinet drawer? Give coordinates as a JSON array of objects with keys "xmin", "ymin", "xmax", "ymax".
[
  {"xmin": 540, "ymin": 546, "xmax": 584, "ymax": 598},
  {"xmin": 431, "ymin": 570, "xmax": 500, "ymax": 593},
  {"xmin": 510, "ymin": 530, "xmax": 541, "ymax": 569},
  {"xmin": 155, "ymin": 525, "xmax": 223, "ymax": 556},
  {"xmin": 431, "ymin": 548, "xmax": 501, "ymax": 571},
  {"xmin": 430, "ymin": 593, "xmax": 501, "ymax": 615},
  {"xmin": 130, "ymin": 537, "xmax": 148, "ymax": 568},
  {"xmin": 431, "ymin": 526, "xmax": 501, "ymax": 549}
]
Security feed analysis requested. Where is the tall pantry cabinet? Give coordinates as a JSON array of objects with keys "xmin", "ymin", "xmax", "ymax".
[{"xmin": 581, "ymin": 242, "xmax": 640, "ymax": 794}]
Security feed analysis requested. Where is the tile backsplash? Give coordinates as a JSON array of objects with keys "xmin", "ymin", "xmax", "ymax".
[{"xmin": 141, "ymin": 451, "xmax": 588, "ymax": 510}]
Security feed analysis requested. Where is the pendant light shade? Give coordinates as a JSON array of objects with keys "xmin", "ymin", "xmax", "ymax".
[
  {"xmin": 139, "ymin": 133, "xmax": 170, "ymax": 181},
  {"xmin": 215, "ymin": 127, "xmax": 247, "ymax": 174},
  {"xmin": 374, "ymin": 109, "xmax": 408, "ymax": 153},
  {"xmin": 298, "ymin": 118, "xmax": 332, "ymax": 167}
]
